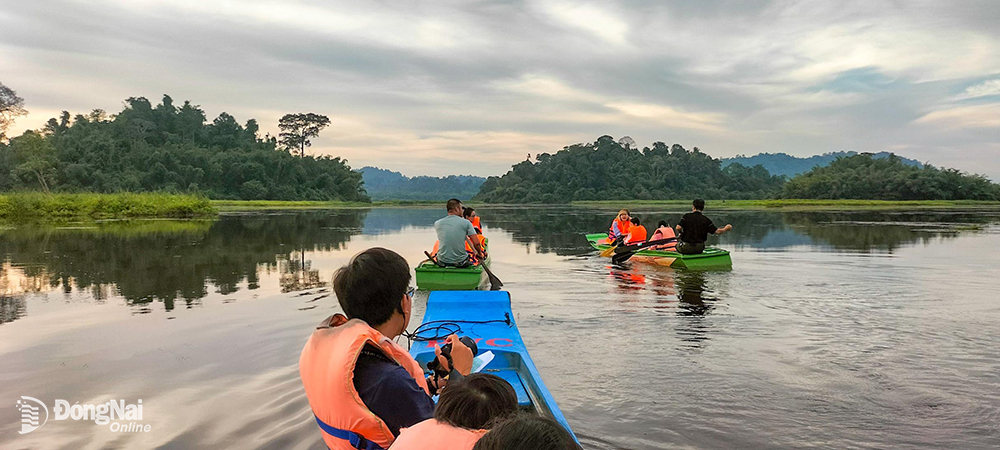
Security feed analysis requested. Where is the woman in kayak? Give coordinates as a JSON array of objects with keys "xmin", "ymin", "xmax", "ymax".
[
  {"xmin": 608, "ymin": 209, "xmax": 631, "ymax": 244},
  {"xmin": 648, "ymin": 220, "xmax": 677, "ymax": 251},
  {"xmin": 463, "ymin": 207, "xmax": 483, "ymax": 234},
  {"xmin": 389, "ymin": 373, "xmax": 518, "ymax": 450}
]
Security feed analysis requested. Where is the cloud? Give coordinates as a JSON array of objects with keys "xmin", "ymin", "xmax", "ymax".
[
  {"xmin": 914, "ymin": 103, "xmax": 1000, "ymax": 130},
  {"xmin": 957, "ymin": 79, "xmax": 1000, "ymax": 100}
]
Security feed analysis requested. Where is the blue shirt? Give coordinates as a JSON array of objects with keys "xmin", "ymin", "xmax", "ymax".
[{"xmin": 353, "ymin": 347, "xmax": 435, "ymax": 437}]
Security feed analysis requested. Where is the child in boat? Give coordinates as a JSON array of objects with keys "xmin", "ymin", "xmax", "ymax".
[
  {"xmin": 625, "ymin": 217, "xmax": 647, "ymax": 244},
  {"xmin": 648, "ymin": 220, "xmax": 677, "ymax": 251},
  {"xmin": 389, "ymin": 373, "xmax": 518, "ymax": 450},
  {"xmin": 472, "ymin": 415, "xmax": 581, "ymax": 450}
]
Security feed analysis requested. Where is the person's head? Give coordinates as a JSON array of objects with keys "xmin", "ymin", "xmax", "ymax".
[
  {"xmin": 617, "ymin": 209, "xmax": 630, "ymax": 221},
  {"xmin": 447, "ymin": 198, "xmax": 463, "ymax": 215},
  {"xmin": 472, "ymin": 415, "xmax": 581, "ymax": 450},
  {"xmin": 435, "ymin": 374, "xmax": 518, "ymax": 430},
  {"xmin": 630, "ymin": 217, "xmax": 640, "ymax": 226},
  {"xmin": 332, "ymin": 248, "xmax": 413, "ymax": 334},
  {"xmin": 693, "ymin": 198, "xmax": 705, "ymax": 211},
  {"xmin": 463, "ymin": 207, "xmax": 476, "ymax": 219},
  {"xmin": 657, "ymin": 220, "xmax": 668, "ymax": 229}
]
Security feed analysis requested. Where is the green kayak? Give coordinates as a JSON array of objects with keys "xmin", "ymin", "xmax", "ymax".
[
  {"xmin": 415, "ymin": 239, "xmax": 491, "ymax": 290},
  {"xmin": 585, "ymin": 233, "xmax": 732, "ymax": 270}
]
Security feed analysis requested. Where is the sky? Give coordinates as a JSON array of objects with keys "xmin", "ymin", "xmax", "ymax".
[{"xmin": 2, "ymin": 0, "xmax": 999, "ymax": 179}]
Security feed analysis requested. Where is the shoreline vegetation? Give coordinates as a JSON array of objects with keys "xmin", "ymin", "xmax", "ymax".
[{"xmin": 2, "ymin": 193, "xmax": 999, "ymax": 222}]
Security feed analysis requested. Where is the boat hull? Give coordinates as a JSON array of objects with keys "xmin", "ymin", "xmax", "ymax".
[
  {"xmin": 585, "ymin": 233, "xmax": 732, "ymax": 269},
  {"xmin": 415, "ymin": 240, "xmax": 490, "ymax": 290},
  {"xmin": 409, "ymin": 291, "xmax": 577, "ymax": 441}
]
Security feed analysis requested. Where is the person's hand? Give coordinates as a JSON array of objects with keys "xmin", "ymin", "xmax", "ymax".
[
  {"xmin": 434, "ymin": 334, "xmax": 473, "ymax": 376},
  {"xmin": 725, "ymin": 224, "xmax": 733, "ymax": 231}
]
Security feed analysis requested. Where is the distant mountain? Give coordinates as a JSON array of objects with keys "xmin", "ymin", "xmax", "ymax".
[
  {"xmin": 359, "ymin": 167, "xmax": 486, "ymax": 201},
  {"xmin": 722, "ymin": 151, "xmax": 922, "ymax": 178}
]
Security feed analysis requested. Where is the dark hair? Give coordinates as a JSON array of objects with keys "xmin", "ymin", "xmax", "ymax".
[
  {"xmin": 629, "ymin": 217, "xmax": 640, "ymax": 225},
  {"xmin": 657, "ymin": 220, "xmax": 668, "ymax": 228},
  {"xmin": 447, "ymin": 198, "xmax": 462, "ymax": 212},
  {"xmin": 472, "ymin": 415, "xmax": 580, "ymax": 450},
  {"xmin": 463, "ymin": 207, "xmax": 476, "ymax": 218},
  {"xmin": 435, "ymin": 374, "xmax": 517, "ymax": 430},
  {"xmin": 693, "ymin": 198, "xmax": 705, "ymax": 211},
  {"xmin": 332, "ymin": 248, "xmax": 410, "ymax": 326}
]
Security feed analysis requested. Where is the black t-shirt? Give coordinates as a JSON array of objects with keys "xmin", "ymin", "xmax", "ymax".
[{"xmin": 677, "ymin": 211, "xmax": 718, "ymax": 244}]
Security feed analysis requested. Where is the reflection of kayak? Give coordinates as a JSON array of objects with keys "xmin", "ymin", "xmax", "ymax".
[
  {"xmin": 415, "ymin": 238, "xmax": 491, "ymax": 290},
  {"xmin": 585, "ymin": 233, "xmax": 732, "ymax": 269},
  {"xmin": 409, "ymin": 291, "xmax": 577, "ymax": 442}
]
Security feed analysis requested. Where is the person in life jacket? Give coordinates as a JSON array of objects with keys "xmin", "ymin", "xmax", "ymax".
[
  {"xmin": 300, "ymin": 248, "xmax": 474, "ymax": 450},
  {"xmin": 648, "ymin": 220, "xmax": 677, "ymax": 251},
  {"xmin": 463, "ymin": 207, "xmax": 483, "ymax": 234},
  {"xmin": 472, "ymin": 415, "xmax": 582, "ymax": 450},
  {"xmin": 389, "ymin": 373, "xmax": 518, "ymax": 450},
  {"xmin": 607, "ymin": 209, "xmax": 631, "ymax": 244},
  {"xmin": 625, "ymin": 217, "xmax": 647, "ymax": 244}
]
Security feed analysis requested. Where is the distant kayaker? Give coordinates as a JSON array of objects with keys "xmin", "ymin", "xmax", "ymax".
[
  {"xmin": 625, "ymin": 217, "xmax": 647, "ymax": 244},
  {"xmin": 437, "ymin": 199, "xmax": 485, "ymax": 267},
  {"xmin": 648, "ymin": 220, "xmax": 677, "ymax": 251},
  {"xmin": 473, "ymin": 415, "xmax": 582, "ymax": 450},
  {"xmin": 389, "ymin": 373, "xmax": 519, "ymax": 450},
  {"xmin": 608, "ymin": 209, "xmax": 632, "ymax": 243},
  {"xmin": 299, "ymin": 248, "xmax": 474, "ymax": 450},
  {"xmin": 675, "ymin": 199, "xmax": 732, "ymax": 254}
]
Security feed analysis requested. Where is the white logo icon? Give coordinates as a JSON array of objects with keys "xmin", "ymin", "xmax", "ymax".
[{"xmin": 16, "ymin": 396, "xmax": 49, "ymax": 434}]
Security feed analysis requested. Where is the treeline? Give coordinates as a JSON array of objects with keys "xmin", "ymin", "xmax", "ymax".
[
  {"xmin": 0, "ymin": 95, "xmax": 368, "ymax": 201},
  {"xmin": 722, "ymin": 151, "xmax": 921, "ymax": 177},
  {"xmin": 781, "ymin": 153, "xmax": 1000, "ymax": 200},
  {"xmin": 474, "ymin": 135, "xmax": 786, "ymax": 203},
  {"xmin": 359, "ymin": 166, "xmax": 485, "ymax": 201}
]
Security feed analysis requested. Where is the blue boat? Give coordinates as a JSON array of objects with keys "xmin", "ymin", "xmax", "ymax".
[{"xmin": 409, "ymin": 291, "xmax": 577, "ymax": 441}]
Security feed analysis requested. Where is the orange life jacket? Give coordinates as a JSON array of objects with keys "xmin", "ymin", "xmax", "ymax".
[
  {"xmin": 626, "ymin": 225, "xmax": 647, "ymax": 244},
  {"xmin": 299, "ymin": 315, "xmax": 430, "ymax": 450},
  {"xmin": 388, "ymin": 419, "xmax": 487, "ymax": 450},
  {"xmin": 471, "ymin": 216, "xmax": 481, "ymax": 232},
  {"xmin": 610, "ymin": 217, "xmax": 631, "ymax": 237},
  {"xmin": 649, "ymin": 227, "xmax": 677, "ymax": 251}
]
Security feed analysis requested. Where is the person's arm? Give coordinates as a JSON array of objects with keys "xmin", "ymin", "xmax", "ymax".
[
  {"xmin": 714, "ymin": 224, "xmax": 733, "ymax": 235},
  {"xmin": 610, "ymin": 221, "xmax": 621, "ymax": 237},
  {"xmin": 354, "ymin": 361, "xmax": 435, "ymax": 437},
  {"xmin": 467, "ymin": 223, "xmax": 484, "ymax": 257}
]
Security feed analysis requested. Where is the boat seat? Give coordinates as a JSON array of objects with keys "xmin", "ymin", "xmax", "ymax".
[{"xmin": 488, "ymin": 369, "xmax": 531, "ymax": 408}]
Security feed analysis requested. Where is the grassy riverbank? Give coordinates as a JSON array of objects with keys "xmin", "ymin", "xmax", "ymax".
[
  {"xmin": 0, "ymin": 193, "xmax": 215, "ymax": 219},
  {"xmin": 211, "ymin": 199, "xmax": 439, "ymax": 211},
  {"xmin": 571, "ymin": 199, "xmax": 1000, "ymax": 211}
]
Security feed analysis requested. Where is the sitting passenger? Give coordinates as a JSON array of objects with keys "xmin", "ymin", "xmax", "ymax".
[
  {"xmin": 648, "ymin": 220, "xmax": 677, "ymax": 251},
  {"xmin": 472, "ymin": 415, "xmax": 581, "ymax": 450},
  {"xmin": 625, "ymin": 217, "xmax": 647, "ymax": 244},
  {"xmin": 607, "ymin": 209, "xmax": 631, "ymax": 243},
  {"xmin": 389, "ymin": 374, "xmax": 518, "ymax": 450},
  {"xmin": 463, "ymin": 207, "xmax": 483, "ymax": 234}
]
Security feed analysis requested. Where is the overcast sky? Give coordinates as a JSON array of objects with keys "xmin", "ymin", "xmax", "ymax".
[{"xmin": 2, "ymin": 0, "xmax": 999, "ymax": 178}]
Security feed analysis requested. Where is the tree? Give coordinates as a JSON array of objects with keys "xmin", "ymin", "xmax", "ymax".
[
  {"xmin": 9, "ymin": 131, "xmax": 58, "ymax": 192},
  {"xmin": 278, "ymin": 113, "xmax": 330, "ymax": 157},
  {"xmin": 0, "ymin": 82, "xmax": 28, "ymax": 141}
]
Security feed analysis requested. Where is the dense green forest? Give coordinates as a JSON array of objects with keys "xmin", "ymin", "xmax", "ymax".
[
  {"xmin": 0, "ymin": 95, "xmax": 368, "ymax": 201},
  {"xmin": 722, "ymin": 151, "xmax": 921, "ymax": 177},
  {"xmin": 359, "ymin": 166, "xmax": 485, "ymax": 201},
  {"xmin": 781, "ymin": 153, "xmax": 1000, "ymax": 200},
  {"xmin": 474, "ymin": 135, "xmax": 786, "ymax": 203}
]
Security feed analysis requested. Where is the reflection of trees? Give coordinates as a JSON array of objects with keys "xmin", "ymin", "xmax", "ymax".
[
  {"xmin": 0, "ymin": 296, "xmax": 27, "ymax": 325},
  {"xmin": 0, "ymin": 211, "xmax": 366, "ymax": 314},
  {"xmin": 778, "ymin": 211, "xmax": 990, "ymax": 252}
]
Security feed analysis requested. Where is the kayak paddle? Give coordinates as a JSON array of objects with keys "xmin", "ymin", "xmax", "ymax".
[{"xmin": 611, "ymin": 237, "xmax": 678, "ymax": 265}]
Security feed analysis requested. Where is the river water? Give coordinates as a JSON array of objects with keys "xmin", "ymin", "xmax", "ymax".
[{"xmin": 1, "ymin": 207, "xmax": 999, "ymax": 449}]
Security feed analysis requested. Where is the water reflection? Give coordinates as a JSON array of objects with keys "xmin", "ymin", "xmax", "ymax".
[{"xmin": 0, "ymin": 211, "xmax": 368, "ymax": 321}]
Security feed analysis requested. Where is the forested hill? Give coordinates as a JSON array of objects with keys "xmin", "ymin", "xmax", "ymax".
[
  {"xmin": 474, "ymin": 135, "xmax": 785, "ymax": 203},
  {"xmin": 722, "ymin": 151, "xmax": 921, "ymax": 177},
  {"xmin": 782, "ymin": 153, "xmax": 1000, "ymax": 200},
  {"xmin": 359, "ymin": 167, "xmax": 485, "ymax": 201},
  {"xmin": 0, "ymin": 95, "xmax": 368, "ymax": 201}
]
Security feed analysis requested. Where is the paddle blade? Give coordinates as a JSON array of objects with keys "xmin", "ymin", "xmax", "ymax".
[
  {"xmin": 612, "ymin": 250, "xmax": 636, "ymax": 265},
  {"xmin": 600, "ymin": 246, "xmax": 617, "ymax": 257},
  {"xmin": 482, "ymin": 264, "xmax": 503, "ymax": 290}
]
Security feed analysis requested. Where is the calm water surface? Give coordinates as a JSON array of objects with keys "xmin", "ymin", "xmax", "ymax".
[{"xmin": 2, "ymin": 207, "xmax": 999, "ymax": 449}]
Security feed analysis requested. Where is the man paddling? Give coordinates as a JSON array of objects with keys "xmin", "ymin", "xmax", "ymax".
[
  {"xmin": 435, "ymin": 198, "xmax": 485, "ymax": 267},
  {"xmin": 675, "ymin": 199, "xmax": 732, "ymax": 254}
]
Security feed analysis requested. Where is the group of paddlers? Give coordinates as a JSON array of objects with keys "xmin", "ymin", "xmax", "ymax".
[
  {"xmin": 608, "ymin": 199, "xmax": 733, "ymax": 255},
  {"xmin": 428, "ymin": 199, "xmax": 488, "ymax": 267}
]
